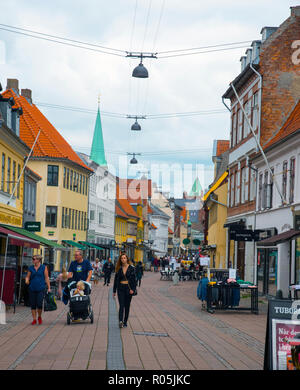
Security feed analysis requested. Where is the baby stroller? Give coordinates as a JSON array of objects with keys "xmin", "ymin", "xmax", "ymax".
[{"xmin": 65, "ymin": 280, "xmax": 93, "ymax": 325}]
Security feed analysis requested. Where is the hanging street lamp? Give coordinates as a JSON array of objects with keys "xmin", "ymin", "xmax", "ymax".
[
  {"xmin": 127, "ymin": 152, "xmax": 141, "ymax": 164},
  {"xmin": 126, "ymin": 52, "xmax": 157, "ymax": 78}
]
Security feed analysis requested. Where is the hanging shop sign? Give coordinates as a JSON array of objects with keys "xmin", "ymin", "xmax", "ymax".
[
  {"xmin": 25, "ymin": 221, "xmax": 41, "ymax": 232},
  {"xmin": 193, "ymin": 239, "xmax": 201, "ymax": 246},
  {"xmin": 264, "ymin": 299, "xmax": 300, "ymax": 370},
  {"xmin": 183, "ymin": 238, "xmax": 190, "ymax": 245},
  {"xmin": 230, "ymin": 228, "xmax": 265, "ymax": 242}
]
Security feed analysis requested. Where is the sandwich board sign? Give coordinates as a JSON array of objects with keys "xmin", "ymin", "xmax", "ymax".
[{"xmin": 264, "ymin": 299, "xmax": 300, "ymax": 370}]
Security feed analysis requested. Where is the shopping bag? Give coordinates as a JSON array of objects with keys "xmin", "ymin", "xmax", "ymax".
[{"xmin": 44, "ymin": 291, "xmax": 57, "ymax": 311}]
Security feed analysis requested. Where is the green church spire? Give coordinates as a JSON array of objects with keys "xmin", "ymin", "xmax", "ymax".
[
  {"xmin": 189, "ymin": 177, "xmax": 202, "ymax": 197},
  {"xmin": 90, "ymin": 99, "xmax": 107, "ymax": 166}
]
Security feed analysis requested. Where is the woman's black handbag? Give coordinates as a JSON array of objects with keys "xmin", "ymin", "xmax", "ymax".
[
  {"xmin": 124, "ymin": 272, "xmax": 137, "ymax": 296},
  {"xmin": 44, "ymin": 291, "xmax": 57, "ymax": 311}
]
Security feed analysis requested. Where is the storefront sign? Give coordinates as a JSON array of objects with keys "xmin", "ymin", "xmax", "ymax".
[
  {"xmin": 25, "ymin": 221, "xmax": 41, "ymax": 232},
  {"xmin": 230, "ymin": 229, "xmax": 265, "ymax": 242},
  {"xmin": 264, "ymin": 299, "xmax": 300, "ymax": 370}
]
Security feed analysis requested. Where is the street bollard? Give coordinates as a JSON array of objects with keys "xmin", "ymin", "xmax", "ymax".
[
  {"xmin": 0, "ymin": 300, "xmax": 6, "ymax": 324},
  {"xmin": 173, "ymin": 272, "xmax": 179, "ymax": 285}
]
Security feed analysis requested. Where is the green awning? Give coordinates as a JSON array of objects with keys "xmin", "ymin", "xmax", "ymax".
[
  {"xmin": 79, "ymin": 241, "xmax": 104, "ymax": 250},
  {"xmin": 0, "ymin": 224, "xmax": 65, "ymax": 249},
  {"xmin": 62, "ymin": 240, "xmax": 87, "ymax": 250}
]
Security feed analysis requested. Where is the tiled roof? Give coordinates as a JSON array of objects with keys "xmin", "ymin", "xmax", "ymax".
[
  {"xmin": 116, "ymin": 184, "xmax": 139, "ymax": 219},
  {"xmin": 264, "ymin": 100, "xmax": 300, "ymax": 150},
  {"xmin": 2, "ymin": 89, "xmax": 92, "ymax": 172},
  {"xmin": 216, "ymin": 140, "xmax": 230, "ymax": 156},
  {"xmin": 115, "ymin": 205, "xmax": 128, "ymax": 219},
  {"xmin": 118, "ymin": 178, "xmax": 152, "ymax": 202}
]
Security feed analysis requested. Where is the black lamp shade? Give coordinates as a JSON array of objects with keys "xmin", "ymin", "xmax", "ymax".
[
  {"xmin": 132, "ymin": 62, "xmax": 149, "ymax": 78},
  {"xmin": 131, "ymin": 120, "xmax": 141, "ymax": 131},
  {"xmin": 130, "ymin": 157, "xmax": 138, "ymax": 164}
]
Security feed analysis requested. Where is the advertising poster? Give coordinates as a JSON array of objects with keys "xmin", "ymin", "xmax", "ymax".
[
  {"xmin": 272, "ymin": 319, "xmax": 300, "ymax": 370},
  {"xmin": 265, "ymin": 299, "xmax": 300, "ymax": 370}
]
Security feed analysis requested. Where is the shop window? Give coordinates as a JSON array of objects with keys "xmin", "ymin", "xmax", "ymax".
[
  {"xmin": 7, "ymin": 157, "xmax": 11, "ymax": 193},
  {"xmin": 252, "ymin": 92, "xmax": 259, "ymax": 130},
  {"xmin": 296, "ymin": 238, "xmax": 300, "ymax": 285},
  {"xmin": 17, "ymin": 164, "xmax": 20, "ymax": 198},
  {"xmin": 282, "ymin": 161, "xmax": 288, "ymax": 203},
  {"xmin": 289, "ymin": 158, "xmax": 295, "ymax": 204},
  {"xmin": 47, "ymin": 165, "xmax": 59, "ymax": 186},
  {"xmin": 1, "ymin": 153, "xmax": 5, "ymax": 192},
  {"xmin": 46, "ymin": 206, "xmax": 57, "ymax": 227}
]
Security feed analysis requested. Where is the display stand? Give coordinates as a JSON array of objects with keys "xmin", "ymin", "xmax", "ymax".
[{"xmin": 206, "ymin": 283, "xmax": 258, "ymax": 314}]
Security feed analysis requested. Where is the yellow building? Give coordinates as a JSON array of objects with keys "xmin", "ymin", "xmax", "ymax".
[
  {"xmin": 203, "ymin": 140, "xmax": 229, "ymax": 269},
  {"xmin": 3, "ymin": 84, "xmax": 93, "ymax": 271},
  {"xmin": 0, "ymin": 115, "xmax": 29, "ymax": 228}
]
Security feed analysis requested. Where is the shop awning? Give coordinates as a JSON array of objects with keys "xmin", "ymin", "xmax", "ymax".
[
  {"xmin": 62, "ymin": 240, "xmax": 87, "ymax": 250},
  {"xmin": 0, "ymin": 225, "xmax": 40, "ymax": 248},
  {"xmin": 79, "ymin": 241, "xmax": 105, "ymax": 250},
  {"xmin": 0, "ymin": 224, "xmax": 65, "ymax": 249},
  {"xmin": 256, "ymin": 229, "xmax": 300, "ymax": 247}
]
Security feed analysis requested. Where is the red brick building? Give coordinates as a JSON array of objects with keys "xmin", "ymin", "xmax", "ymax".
[{"xmin": 222, "ymin": 6, "xmax": 300, "ymax": 283}]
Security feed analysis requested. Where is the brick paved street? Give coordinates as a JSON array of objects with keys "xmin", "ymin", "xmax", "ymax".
[{"xmin": 0, "ymin": 271, "xmax": 267, "ymax": 371}]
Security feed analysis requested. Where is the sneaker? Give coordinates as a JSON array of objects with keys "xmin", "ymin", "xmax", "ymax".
[
  {"xmin": 31, "ymin": 319, "xmax": 37, "ymax": 325},
  {"xmin": 38, "ymin": 317, "xmax": 42, "ymax": 325},
  {"xmin": 119, "ymin": 321, "xmax": 123, "ymax": 328},
  {"xmin": 123, "ymin": 323, "xmax": 127, "ymax": 328}
]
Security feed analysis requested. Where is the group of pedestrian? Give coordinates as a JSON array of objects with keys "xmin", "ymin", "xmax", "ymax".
[{"xmin": 25, "ymin": 249, "xmax": 143, "ymax": 328}]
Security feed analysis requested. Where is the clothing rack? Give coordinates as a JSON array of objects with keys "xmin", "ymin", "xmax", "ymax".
[{"xmin": 206, "ymin": 282, "xmax": 259, "ymax": 314}]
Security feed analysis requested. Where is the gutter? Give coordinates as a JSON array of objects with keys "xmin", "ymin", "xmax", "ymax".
[
  {"xmin": 249, "ymin": 62, "xmax": 262, "ymax": 152},
  {"xmin": 209, "ymin": 194, "xmax": 227, "ymax": 208}
]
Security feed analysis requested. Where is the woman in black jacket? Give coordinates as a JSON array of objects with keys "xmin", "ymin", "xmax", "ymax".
[{"xmin": 113, "ymin": 253, "xmax": 136, "ymax": 328}]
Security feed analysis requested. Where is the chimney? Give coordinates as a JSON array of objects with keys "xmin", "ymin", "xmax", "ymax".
[
  {"xmin": 21, "ymin": 89, "xmax": 32, "ymax": 103},
  {"xmin": 260, "ymin": 26, "xmax": 278, "ymax": 43},
  {"xmin": 291, "ymin": 6, "xmax": 300, "ymax": 17},
  {"xmin": 6, "ymin": 78, "xmax": 19, "ymax": 93},
  {"xmin": 245, "ymin": 48, "xmax": 253, "ymax": 65},
  {"xmin": 251, "ymin": 40, "xmax": 261, "ymax": 64},
  {"xmin": 240, "ymin": 56, "xmax": 247, "ymax": 72}
]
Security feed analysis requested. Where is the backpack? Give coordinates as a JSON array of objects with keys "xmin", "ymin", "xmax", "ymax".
[{"xmin": 44, "ymin": 291, "xmax": 57, "ymax": 311}]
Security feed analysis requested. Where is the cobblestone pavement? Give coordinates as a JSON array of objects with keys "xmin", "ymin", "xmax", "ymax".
[{"xmin": 0, "ymin": 271, "xmax": 267, "ymax": 370}]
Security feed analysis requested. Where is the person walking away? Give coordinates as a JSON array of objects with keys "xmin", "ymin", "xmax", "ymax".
[
  {"xmin": 113, "ymin": 253, "xmax": 136, "ymax": 328},
  {"xmin": 103, "ymin": 258, "xmax": 114, "ymax": 286},
  {"xmin": 56, "ymin": 267, "xmax": 69, "ymax": 299},
  {"xmin": 25, "ymin": 255, "xmax": 51, "ymax": 325},
  {"xmin": 135, "ymin": 261, "xmax": 144, "ymax": 287},
  {"xmin": 92, "ymin": 258, "xmax": 101, "ymax": 286},
  {"xmin": 68, "ymin": 250, "xmax": 93, "ymax": 283}
]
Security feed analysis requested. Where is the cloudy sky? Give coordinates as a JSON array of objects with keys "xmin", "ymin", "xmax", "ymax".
[{"xmin": 0, "ymin": 0, "xmax": 298, "ymax": 195}]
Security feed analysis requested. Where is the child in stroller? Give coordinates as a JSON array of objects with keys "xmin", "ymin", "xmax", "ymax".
[{"xmin": 64, "ymin": 280, "xmax": 93, "ymax": 324}]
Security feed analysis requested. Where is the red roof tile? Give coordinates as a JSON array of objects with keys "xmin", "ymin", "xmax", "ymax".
[
  {"xmin": 2, "ymin": 89, "xmax": 92, "ymax": 172},
  {"xmin": 115, "ymin": 205, "xmax": 128, "ymax": 219},
  {"xmin": 119, "ymin": 178, "xmax": 152, "ymax": 203},
  {"xmin": 116, "ymin": 184, "xmax": 139, "ymax": 219},
  {"xmin": 264, "ymin": 100, "xmax": 300, "ymax": 150}
]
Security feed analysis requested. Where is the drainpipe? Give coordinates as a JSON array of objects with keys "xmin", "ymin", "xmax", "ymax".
[
  {"xmin": 249, "ymin": 63, "xmax": 262, "ymax": 152},
  {"xmin": 230, "ymin": 81, "xmax": 285, "ymax": 204},
  {"xmin": 209, "ymin": 194, "xmax": 227, "ymax": 208}
]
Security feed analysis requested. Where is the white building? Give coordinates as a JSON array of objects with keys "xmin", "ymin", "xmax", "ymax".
[
  {"xmin": 253, "ymin": 125, "xmax": 300, "ymax": 298},
  {"xmin": 149, "ymin": 203, "xmax": 170, "ymax": 257},
  {"xmin": 77, "ymin": 152, "xmax": 116, "ymax": 260}
]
